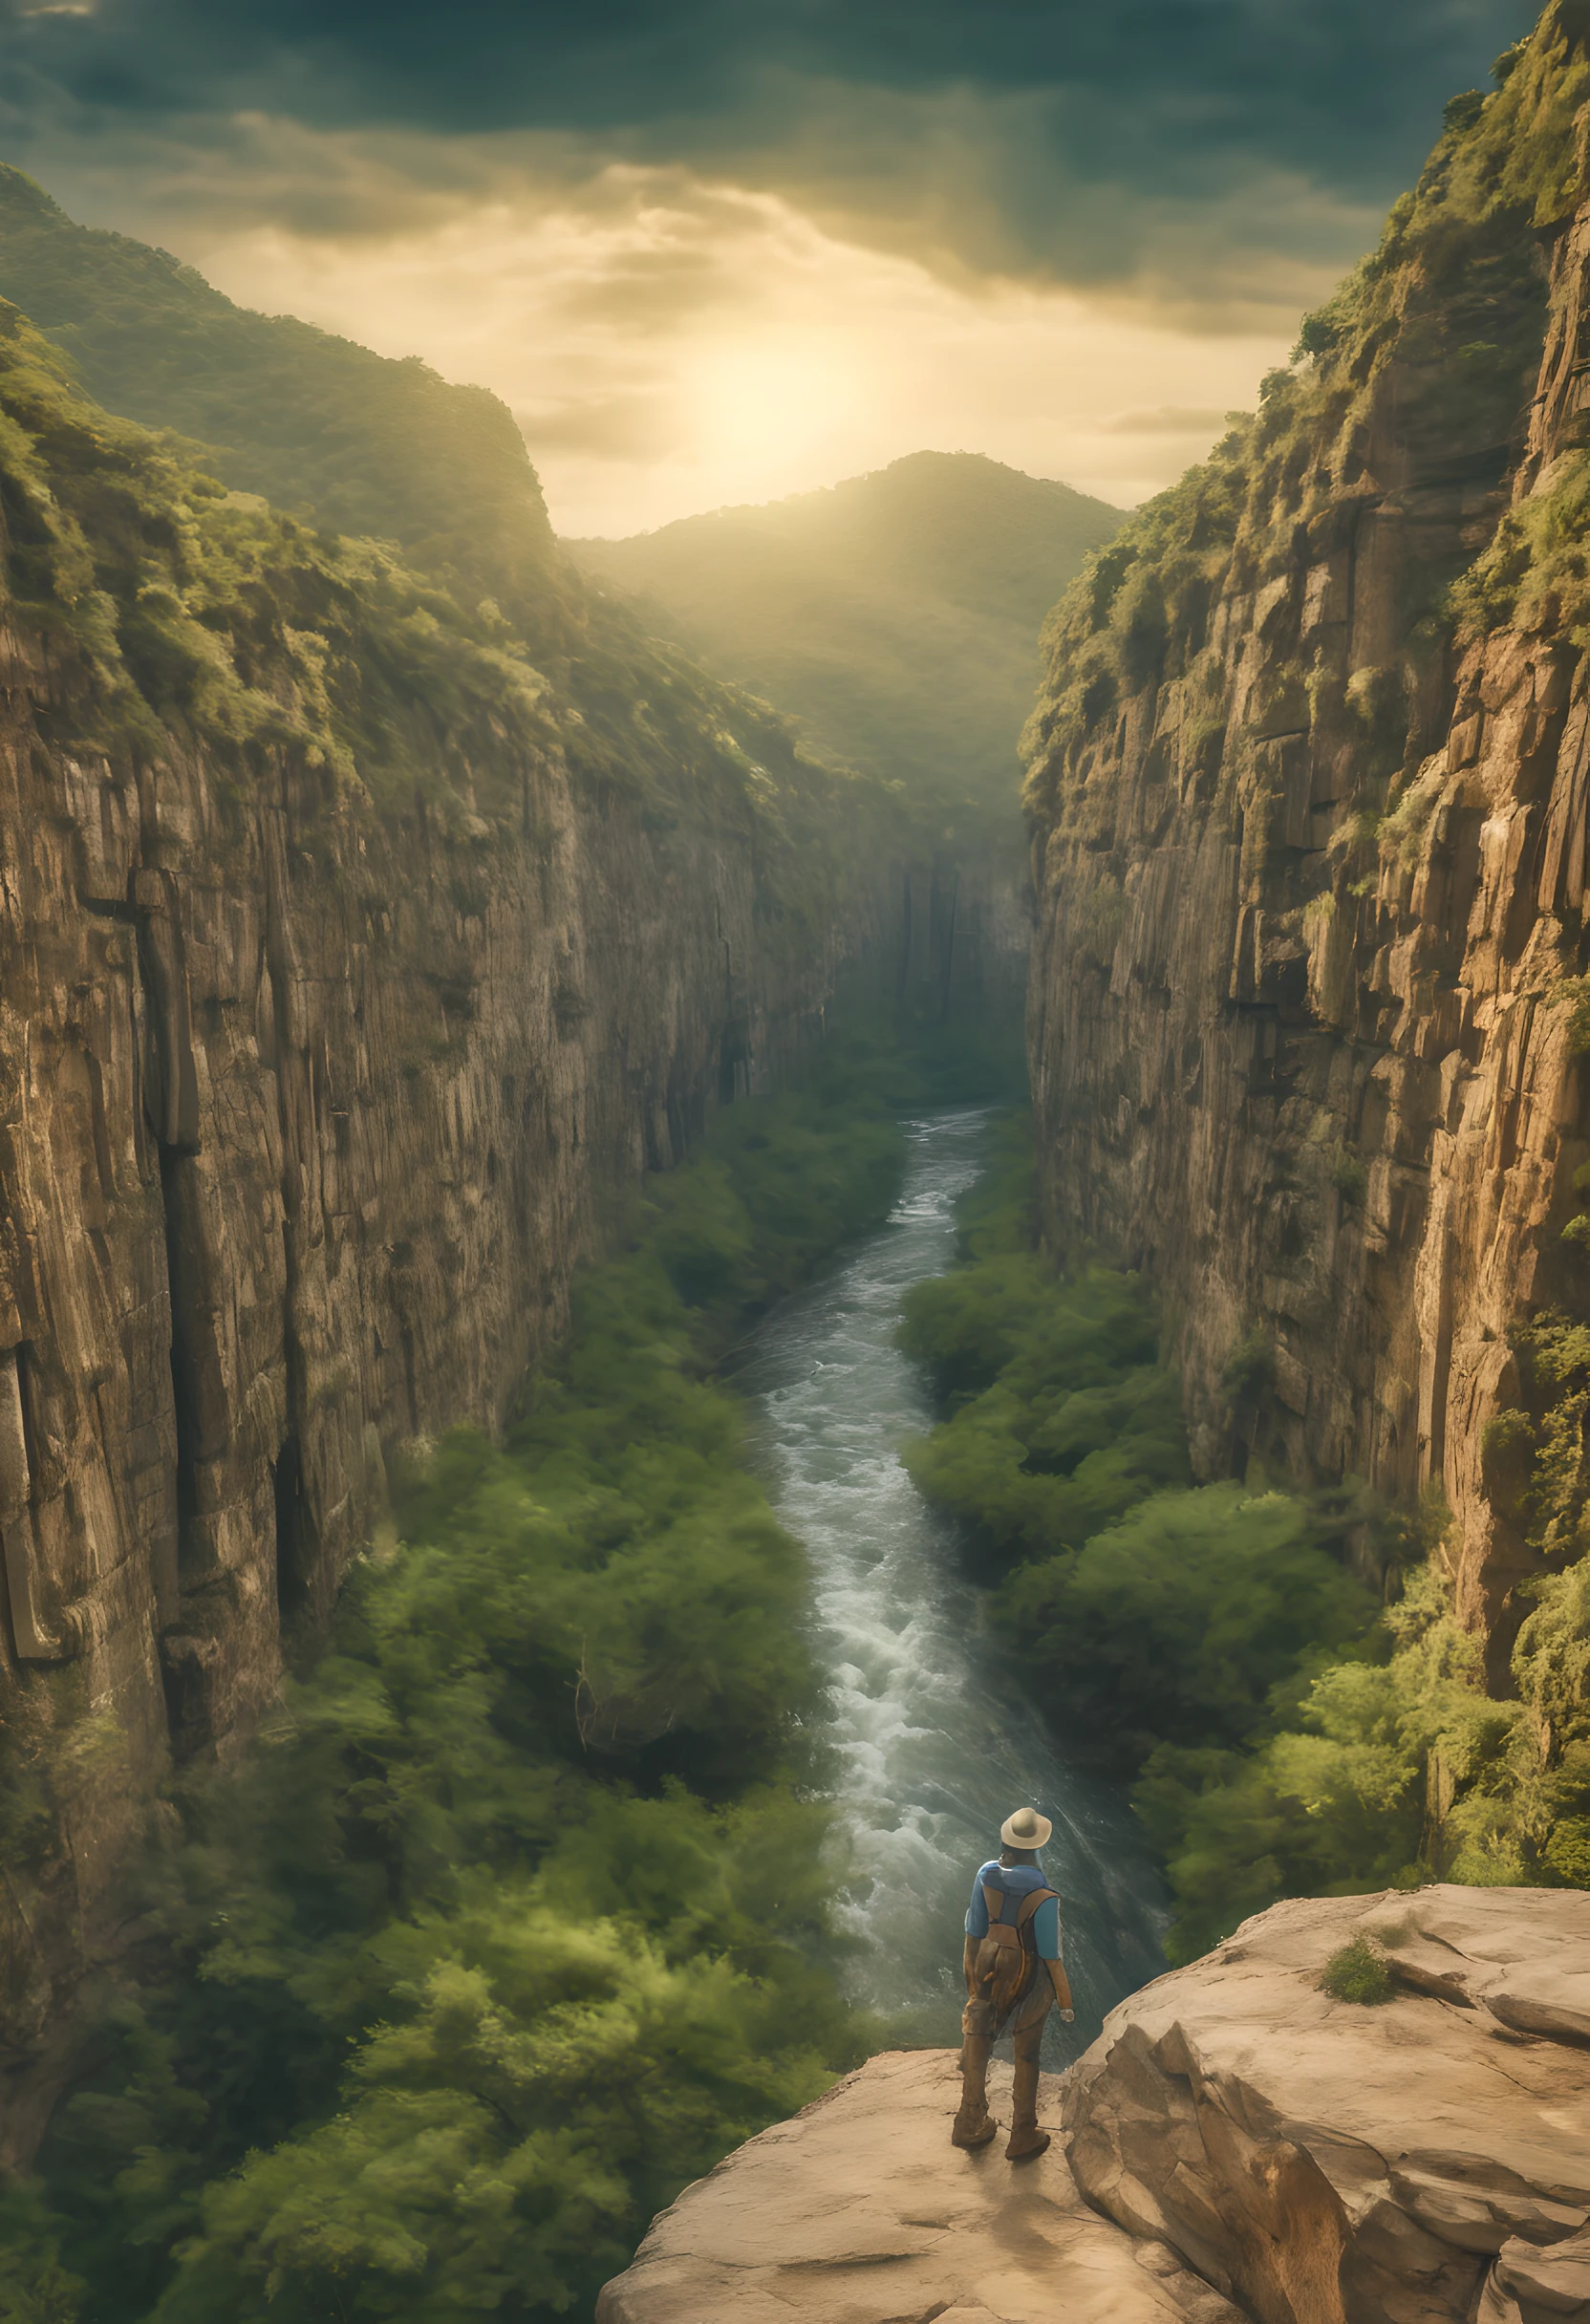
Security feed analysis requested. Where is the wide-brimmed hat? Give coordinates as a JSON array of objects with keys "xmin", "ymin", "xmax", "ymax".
[{"xmin": 1000, "ymin": 1805, "xmax": 1052, "ymax": 1850}]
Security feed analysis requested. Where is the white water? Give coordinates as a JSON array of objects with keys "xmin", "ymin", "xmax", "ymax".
[{"xmin": 735, "ymin": 1108, "xmax": 1167, "ymax": 2064}]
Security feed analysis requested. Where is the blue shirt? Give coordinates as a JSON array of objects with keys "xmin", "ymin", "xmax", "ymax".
[{"xmin": 966, "ymin": 1861, "xmax": 1062, "ymax": 1961}]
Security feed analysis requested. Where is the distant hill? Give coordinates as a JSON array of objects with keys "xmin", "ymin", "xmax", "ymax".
[
  {"xmin": 0, "ymin": 163, "xmax": 557, "ymax": 617},
  {"xmin": 0, "ymin": 164, "xmax": 926, "ymax": 826},
  {"xmin": 569, "ymin": 454, "xmax": 1125, "ymax": 825}
]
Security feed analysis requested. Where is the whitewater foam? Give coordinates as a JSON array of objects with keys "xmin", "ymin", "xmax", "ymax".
[{"xmin": 736, "ymin": 1109, "xmax": 1166, "ymax": 2059}]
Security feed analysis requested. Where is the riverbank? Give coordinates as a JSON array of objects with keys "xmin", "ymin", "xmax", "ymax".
[{"xmin": 896, "ymin": 1116, "xmax": 1590, "ymax": 1961}]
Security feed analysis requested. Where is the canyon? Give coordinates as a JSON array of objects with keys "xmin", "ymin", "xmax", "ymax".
[{"xmin": 5, "ymin": 8, "xmax": 1590, "ymax": 2313}]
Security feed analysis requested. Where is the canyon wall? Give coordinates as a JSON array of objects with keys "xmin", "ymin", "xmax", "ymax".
[
  {"xmin": 0, "ymin": 298, "xmax": 951, "ymax": 2120},
  {"xmin": 1025, "ymin": 7, "xmax": 1590, "ymax": 1664}
]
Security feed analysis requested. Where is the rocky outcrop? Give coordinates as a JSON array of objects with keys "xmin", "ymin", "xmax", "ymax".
[
  {"xmin": 597, "ymin": 1887, "xmax": 1590, "ymax": 2324},
  {"xmin": 1023, "ymin": 9, "xmax": 1590, "ymax": 1649},
  {"xmin": 596, "ymin": 2048, "xmax": 1243, "ymax": 2324},
  {"xmin": 1066, "ymin": 1885, "xmax": 1590, "ymax": 2324}
]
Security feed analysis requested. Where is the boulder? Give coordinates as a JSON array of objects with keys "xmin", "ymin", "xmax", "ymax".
[{"xmin": 1064, "ymin": 1886, "xmax": 1590, "ymax": 2324}]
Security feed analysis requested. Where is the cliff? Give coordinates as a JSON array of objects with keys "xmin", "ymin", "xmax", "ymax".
[
  {"xmin": 0, "ymin": 288, "xmax": 913, "ymax": 2109},
  {"xmin": 596, "ymin": 1886, "xmax": 1590, "ymax": 2324},
  {"xmin": 1024, "ymin": 4, "xmax": 1590, "ymax": 1662}
]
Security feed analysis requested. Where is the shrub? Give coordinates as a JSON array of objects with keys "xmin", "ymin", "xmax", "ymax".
[
  {"xmin": 1221, "ymin": 1329, "xmax": 1273, "ymax": 1402},
  {"xmin": 899, "ymin": 1257, "xmax": 1188, "ymax": 1571},
  {"xmin": 1544, "ymin": 1817, "xmax": 1590, "ymax": 1885},
  {"xmin": 1443, "ymin": 91, "xmax": 1489, "ymax": 138},
  {"xmin": 999, "ymin": 1485, "xmax": 1378, "ymax": 1773},
  {"xmin": 1138, "ymin": 1561, "xmax": 1538, "ymax": 1960},
  {"xmin": 1320, "ymin": 1937, "xmax": 1394, "ymax": 2005}
]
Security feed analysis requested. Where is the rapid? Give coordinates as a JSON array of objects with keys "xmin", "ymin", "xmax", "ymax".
[{"xmin": 736, "ymin": 1108, "xmax": 1168, "ymax": 2065}]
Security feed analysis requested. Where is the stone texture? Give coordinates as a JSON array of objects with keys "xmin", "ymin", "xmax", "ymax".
[
  {"xmin": 600, "ymin": 1889, "xmax": 1590, "ymax": 2324},
  {"xmin": 596, "ymin": 2048, "xmax": 1243, "ymax": 2324},
  {"xmin": 1065, "ymin": 1885, "xmax": 1590, "ymax": 2324},
  {"xmin": 1023, "ymin": 89, "xmax": 1590, "ymax": 1663},
  {"xmin": 0, "ymin": 599, "xmax": 978, "ymax": 2144}
]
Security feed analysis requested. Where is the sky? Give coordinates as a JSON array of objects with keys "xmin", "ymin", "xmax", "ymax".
[{"xmin": 0, "ymin": 0, "xmax": 1539, "ymax": 536}]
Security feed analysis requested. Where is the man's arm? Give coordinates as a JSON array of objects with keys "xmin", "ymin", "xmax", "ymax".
[
  {"xmin": 1033, "ymin": 1896, "xmax": 1074, "ymax": 2019},
  {"xmin": 963, "ymin": 1867, "xmax": 991, "ymax": 1994}
]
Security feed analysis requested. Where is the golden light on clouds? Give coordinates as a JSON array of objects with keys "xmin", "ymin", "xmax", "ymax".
[{"xmin": 192, "ymin": 162, "xmax": 1310, "ymax": 536}]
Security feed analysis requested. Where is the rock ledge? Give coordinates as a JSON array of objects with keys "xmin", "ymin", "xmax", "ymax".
[{"xmin": 598, "ymin": 1887, "xmax": 1590, "ymax": 2324}]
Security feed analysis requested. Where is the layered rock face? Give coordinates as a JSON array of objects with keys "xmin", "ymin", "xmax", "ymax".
[
  {"xmin": 1067, "ymin": 1885, "xmax": 1590, "ymax": 2324},
  {"xmin": 1023, "ymin": 11, "xmax": 1590, "ymax": 1651},
  {"xmin": 0, "ymin": 303, "xmax": 929, "ymax": 2112},
  {"xmin": 0, "ymin": 656, "xmax": 905, "ymax": 2103},
  {"xmin": 598, "ymin": 1887, "xmax": 1590, "ymax": 2324}
]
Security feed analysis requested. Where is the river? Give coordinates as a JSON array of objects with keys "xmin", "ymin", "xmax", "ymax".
[{"xmin": 736, "ymin": 1107, "xmax": 1167, "ymax": 2065}]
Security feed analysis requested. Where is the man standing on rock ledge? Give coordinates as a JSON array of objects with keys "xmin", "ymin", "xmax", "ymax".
[{"xmin": 953, "ymin": 1806, "xmax": 1074, "ymax": 2162}]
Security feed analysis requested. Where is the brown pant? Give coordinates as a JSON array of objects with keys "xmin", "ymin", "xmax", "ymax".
[{"xmin": 955, "ymin": 1951, "xmax": 1051, "ymax": 2145}]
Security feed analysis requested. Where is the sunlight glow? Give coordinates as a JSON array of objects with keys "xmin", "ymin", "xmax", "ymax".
[{"xmin": 194, "ymin": 162, "xmax": 1305, "ymax": 535}]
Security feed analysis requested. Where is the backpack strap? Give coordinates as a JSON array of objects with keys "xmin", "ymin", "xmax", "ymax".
[
  {"xmin": 1015, "ymin": 1887, "xmax": 1060, "ymax": 1951},
  {"xmin": 982, "ymin": 1883, "xmax": 1008, "ymax": 1926}
]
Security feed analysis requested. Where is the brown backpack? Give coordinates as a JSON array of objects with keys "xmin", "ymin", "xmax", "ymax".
[{"xmin": 974, "ymin": 1881, "xmax": 1059, "ymax": 2018}]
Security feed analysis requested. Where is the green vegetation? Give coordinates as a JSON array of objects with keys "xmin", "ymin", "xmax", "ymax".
[
  {"xmin": 1025, "ymin": 12, "xmax": 1579, "ymax": 831},
  {"xmin": 2, "ymin": 1082, "xmax": 907, "ymax": 2324},
  {"xmin": 0, "ymin": 280, "xmax": 896, "ymax": 968},
  {"xmin": 898, "ymin": 1118, "xmax": 1590, "ymax": 1965},
  {"xmin": 1319, "ymin": 1938, "xmax": 1393, "ymax": 2005},
  {"xmin": 897, "ymin": 1121, "xmax": 1378, "ymax": 1778},
  {"xmin": 895, "ymin": 1114, "xmax": 1187, "ymax": 1564},
  {"xmin": 1137, "ymin": 1302, "xmax": 1590, "ymax": 1956},
  {"xmin": 1450, "ymin": 447, "xmax": 1590, "ymax": 643},
  {"xmin": 0, "ymin": 163, "xmax": 557, "ymax": 622},
  {"xmin": 1002, "ymin": 1486, "xmax": 1377, "ymax": 1775},
  {"xmin": 573, "ymin": 452, "xmax": 1122, "ymax": 834},
  {"xmin": 898, "ymin": 1261, "xmax": 1190, "ymax": 1570}
]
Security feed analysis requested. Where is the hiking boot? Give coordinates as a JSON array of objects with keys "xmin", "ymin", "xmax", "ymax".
[
  {"xmin": 951, "ymin": 2107, "xmax": 999, "ymax": 2150},
  {"xmin": 1005, "ymin": 2125, "xmax": 1051, "ymax": 2163}
]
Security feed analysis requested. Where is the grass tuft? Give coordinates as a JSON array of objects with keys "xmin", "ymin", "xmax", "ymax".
[{"xmin": 1320, "ymin": 1936, "xmax": 1394, "ymax": 2005}]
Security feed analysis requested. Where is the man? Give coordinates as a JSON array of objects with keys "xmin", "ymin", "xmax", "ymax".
[{"xmin": 952, "ymin": 1804, "xmax": 1074, "ymax": 2162}]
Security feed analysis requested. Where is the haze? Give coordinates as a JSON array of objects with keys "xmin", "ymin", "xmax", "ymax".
[{"xmin": 0, "ymin": 0, "xmax": 1537, "ymax": 531}]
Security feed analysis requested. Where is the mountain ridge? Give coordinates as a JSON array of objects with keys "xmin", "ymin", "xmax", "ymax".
[
  {"xmin": 570, "ymin": 450, "xmax": 1124, "ymax": 827},
  {"xmin": 0, "ymin": 159, "xmax": 560, "ymax": 621}
]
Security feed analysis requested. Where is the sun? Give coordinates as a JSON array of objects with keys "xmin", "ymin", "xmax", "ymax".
[{"xmin": 678, "ymin": 334, "xmax": 870, "ymax": 491}]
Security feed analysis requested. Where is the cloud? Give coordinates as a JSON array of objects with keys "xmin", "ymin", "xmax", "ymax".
[
  {"xmin": 0, "ymin": 0, "xmax": 1540, "ymax": 541},
  {"xmin": 0, "ymin": 0, "xmax": 1537, "ymax": 306},
  {"xmin": 162, "ymin": 156, "xmax": 1300, "ymax": 535},
  {"xmin": 1103, "ymin": 406, "xmax": 1239, "ymax": 435}
]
